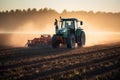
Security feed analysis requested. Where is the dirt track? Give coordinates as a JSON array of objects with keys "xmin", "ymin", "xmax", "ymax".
[{"xmin": 0, "ymin": 43, "xmax": 120, "ymax": 80}]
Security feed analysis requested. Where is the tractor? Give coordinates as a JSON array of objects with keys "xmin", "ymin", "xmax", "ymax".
[{"xmin": 52, "ymin": 17, "xmax": 85, "ymax": 48}]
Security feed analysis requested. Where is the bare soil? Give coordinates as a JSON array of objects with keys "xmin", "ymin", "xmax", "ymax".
[{"xmin": 0, "ymin": 43, "xmax": 120, "ymax": 80}]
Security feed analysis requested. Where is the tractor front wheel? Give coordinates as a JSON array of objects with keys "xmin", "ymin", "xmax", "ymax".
[
  {"xmin": 52, "ymin": 35, "xmax": 59, "ymax": 48},
  {"xmin": 67, "ymin": 34, "xmax": 75, "ymax": 48}
]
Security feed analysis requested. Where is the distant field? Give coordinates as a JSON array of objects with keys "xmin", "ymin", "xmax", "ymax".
[{"xmin": 0, "ymin": 42, "xmax": 120, "ymax": 80}]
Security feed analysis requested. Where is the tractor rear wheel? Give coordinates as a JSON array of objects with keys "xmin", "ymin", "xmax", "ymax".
[
  {"xmin": 67, "ymin": 34, "xmax": 75, "ymax": 48},
  {"xmin": 77, "ymin": 31, "xmax": 85, "ymax": 47},
  {"xmin": 52, "ymin": 35, "xmax": 59, "ymax": 48}
]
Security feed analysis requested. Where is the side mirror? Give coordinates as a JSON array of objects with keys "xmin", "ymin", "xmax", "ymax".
[
  {"xmin": 80, "ymin": 21, "xmax": 83, "ymax": 25},
  {"xmin": 54, "ymin": 19, "xmax": 58, "ymax": 26},
  {"xmin": 54, "ymin": 22, "xmax": 57, "ymax": 26},
  {"xmin": 54, "ymin": 19, "xmax": 58, "ymax": 32}
]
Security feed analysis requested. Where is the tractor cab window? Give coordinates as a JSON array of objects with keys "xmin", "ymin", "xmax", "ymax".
[
  {"xmin": 61, "ymin": 21, "xmax": 74, "ymax": 29},
  {"xmin": 74, "ymin": 20, "xmax": 78, "ymax": 30}
]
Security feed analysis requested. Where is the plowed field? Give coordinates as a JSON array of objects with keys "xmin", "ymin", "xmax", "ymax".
[{"xmin": 0, "ymin": 43, "xmax": 120, "ymax": 80}]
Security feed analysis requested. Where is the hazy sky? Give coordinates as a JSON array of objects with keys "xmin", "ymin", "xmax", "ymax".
[{"xmin": 0, "ymin": 0, "xmax": 120, "ymax": 13}]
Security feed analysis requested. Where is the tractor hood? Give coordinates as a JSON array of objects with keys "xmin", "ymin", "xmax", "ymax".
[{"xmin": 56, "ymin": 28, "xmax": 67, "ymax": 34}]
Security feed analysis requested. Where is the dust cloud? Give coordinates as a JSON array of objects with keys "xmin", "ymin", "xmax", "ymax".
[
  {"xmin": 1, "ymin": 21, "xmax": 54, "ymax": 47},
  {"xmin": 0, "ymin": 31, "xmax": 119, "ymax": 47},
  {"xmin": 85, "ymin": 32, "xmax": 120, "ymax": 46}
]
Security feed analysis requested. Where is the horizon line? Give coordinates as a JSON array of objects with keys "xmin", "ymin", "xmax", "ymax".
[{"xmin": 0, "ymin": 8, "xmax": 120, "ymax": 14}]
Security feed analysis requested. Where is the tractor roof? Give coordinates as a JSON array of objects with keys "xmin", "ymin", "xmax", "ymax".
[{"xmin": 61, "ymin": 18, "xmax": 78, "ymax": 21}]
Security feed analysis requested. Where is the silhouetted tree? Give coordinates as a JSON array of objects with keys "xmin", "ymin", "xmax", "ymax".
[
  {"xmin": 10, "ymin": 10, "xmax": 15, "ymax": 14},
  {"xmin": 62, "ymin": 9, "xmax": 67, "ymax": 13},
  {"xmin": 32, "ymin": 8, "xmax": 37, "ymax": 12},
  {"xmin": 27, "ymin": 8, "xmax": 31, "ymax": 13}
]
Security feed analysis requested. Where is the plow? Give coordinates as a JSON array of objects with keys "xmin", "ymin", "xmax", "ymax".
[{"xmin": 27, "ymin": 34, "xmax": 51, "ymax": 47}]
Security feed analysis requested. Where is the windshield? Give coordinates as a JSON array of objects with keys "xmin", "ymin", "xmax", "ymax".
[{"xmin": 61, "ymin": 20, "xmax": 74, "ymax": 28}]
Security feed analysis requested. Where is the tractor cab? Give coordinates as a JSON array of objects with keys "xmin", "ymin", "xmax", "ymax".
[
  {"xmin": 60, "ymin": 18, "xmax": 82, "ymax": 29},
  {"xmin": 60, "ymin": 18, "xmax": 83, "ymax": 34}
]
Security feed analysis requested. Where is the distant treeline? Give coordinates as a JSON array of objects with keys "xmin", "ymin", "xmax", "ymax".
[{"xmin": 0, "ymin": 8, "xmax": 120, "ymax": 32}]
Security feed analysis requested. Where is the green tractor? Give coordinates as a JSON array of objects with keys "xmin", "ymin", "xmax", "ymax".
[{"xmin": 52, "ymin": 17, "xmax": 85, "ymax": 48}]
